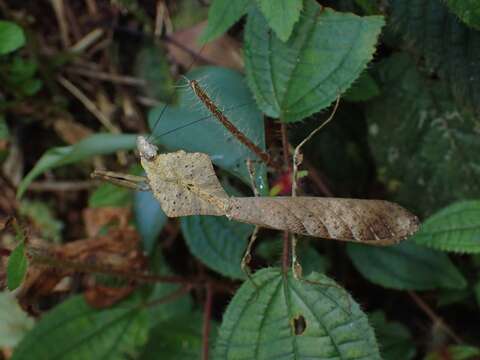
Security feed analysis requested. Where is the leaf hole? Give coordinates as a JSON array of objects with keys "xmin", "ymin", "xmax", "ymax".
[{"xmin": 292, "ymin": 314, "xmax": 307, "ymax": 335}]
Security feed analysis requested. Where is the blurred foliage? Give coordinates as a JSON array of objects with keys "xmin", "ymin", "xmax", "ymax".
[{"xmin": 1, "ymin": 0, "xmax": 480, "ymax": 359}]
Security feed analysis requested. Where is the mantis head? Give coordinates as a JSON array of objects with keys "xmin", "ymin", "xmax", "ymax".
[{"xmin": 136, "ymin": 136, "xmax": 158, "ymax": 161}]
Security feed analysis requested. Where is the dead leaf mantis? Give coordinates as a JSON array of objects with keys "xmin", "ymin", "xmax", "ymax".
[{"xmin": 93, "ymin": 78, "xmax": 420, "ymax": 277}]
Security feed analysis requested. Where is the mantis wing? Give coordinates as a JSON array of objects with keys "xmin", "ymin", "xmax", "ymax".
[{"xmin": 227, "ymin": 197, "xmax": 419, "ymax": 244}]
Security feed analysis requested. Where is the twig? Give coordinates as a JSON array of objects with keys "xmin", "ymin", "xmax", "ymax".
[
  {"xmin": 29, "ymin": 180, "xmax": 99, "ymax": 192},
  {"xmin": 14, "ymin": 245, "xmax": 234, "ymax": 292},
  {"xmin": 280, "ymin": 124, "xmax": 292, "ymax": 274},
  {"xmin": 281, "ymin": 123, "xmax": 291, "ymax": 171},
  {"xmin": 136, "ymin": 95, "xmax": 163, "ymax": 107},
  {"xmin": 163, "ymin": 34, "xmax": 212, "ymax": 65},
  {"xmin": 85, "ymin": 0, "xmax": 98, "ymax": 14},
  {"xmin": 302, "ymin": 157, "xmax": 333, "ymax": 197},
  {"xmin": 202, "ymin": 283, "xmax": 213, "ymax": 360},
  {"xmin": 57, "ymin": 75, "xmax": 127, "ymax": 164},
  {"xmin": 292, "ymin": 97, "xmax": 341, "ymax": 197},
  {"xmin": 66, "ymin": 67, "xmax": 146, "ymax": 86},
  {"xmin": 57, "ymin": 76, "xmax": 119, "ymax": 133},
  {"xmin": 50, "ymin": 0, "xmax": 70, "ymax": 48},
  {"xmin": 144, "ymin": 284, "xmax": 192, "ymax": 308},
  {"xmin": 69, "ymin": 28, "xmax": 104, "ymax": 53},
  {"xmin": 282, "ymin": 231, "xmax": 290, "ymax": 273},
  {"xmin": 408, "ymin": 291, "xmax": 464, "ymax": 344}
]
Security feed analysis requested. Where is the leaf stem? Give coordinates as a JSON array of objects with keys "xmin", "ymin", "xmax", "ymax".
[
  {"xmin": 202, "ymin": 282, "xmax": 213, "ymax": 360},
  {"xmin": 11, "ymin": 245, "xmax": 233, "ymax": 292},
  {"xmin": 280, "ymin": 123, "xmax": 292, "ymax": 274},
  {"xmin": 282, "ymin": 231, "xmax": 290, "ymax": 273},
  {"xmin": 281, "ymin": 123, "xmax": 291, "ymax": 173},
  {"xmin": 408, "ymin": 291, "xmax": 464, "ymax": 344}
]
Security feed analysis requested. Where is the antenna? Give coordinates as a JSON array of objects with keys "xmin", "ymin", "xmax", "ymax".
[
  {"xmin": 146, "ymin": 42, "xmax": 208, "ymax": 142},
  {"xmin": 148, "ymin": 101, "xmax": 254, "ymax": 142}
]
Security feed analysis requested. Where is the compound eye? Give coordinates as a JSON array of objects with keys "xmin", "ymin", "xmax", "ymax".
[{"xmin": 136, "ymin": 136, "xmax": 158, "ymax": 160}]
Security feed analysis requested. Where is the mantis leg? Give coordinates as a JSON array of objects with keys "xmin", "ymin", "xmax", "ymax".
[
  {"xmin": 240, "ymin": 159, "xmax": 261, "ymax": 287},
  {"xmin": 91, "ymin": 170, "xmax": 150, "ymax": 191}
]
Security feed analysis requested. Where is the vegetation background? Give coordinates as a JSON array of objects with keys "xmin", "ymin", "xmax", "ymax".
[{"xmin": 0, "ymin": 0, "xmax": 480, "ymax": 359}]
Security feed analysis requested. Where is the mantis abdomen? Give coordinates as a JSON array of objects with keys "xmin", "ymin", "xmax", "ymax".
[{"xmin": 226, "ymin": 197, "xmax": 419, "ymax": 244}]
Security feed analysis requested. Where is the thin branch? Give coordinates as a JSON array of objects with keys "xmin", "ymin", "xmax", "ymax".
[
  {"xmin": 57, "ymin": 76, "xmax": 119, "ymax": 133},
  {"xmin": 29, "ymin": 180, "xmax": 99, "ymax": 192},
  {"xmin": 144, "ymin": 284, "xmax": 192, "ymax": 308},
  {"xmin": 281, "ymin": 123, "xmax": 291, "ymax": 172},
  {"xmin": 65, "ymin": 67, "xmax": 146, "ymax": 86},
  {"xmin": 302, "ymin": 157, "xmax": 333, "ymax": 197},
  {"xmin": 163, "ymin": 34, "xmax": 212, "ymax": 65},
  {"xmin": 16, "ymin": 245, "xmax": 233, "ymax": 292},
  {"xmin": 282, "ymin": 231, "xmax": 290, "ymax": 273},
  {"xmin": 408, "ymin": 291, "xmax": 464, "ymax": 344},
  {"xmin": 280, "ymin": 124, "xmax": 292, "ymax": 273},
  {"xmin": 202, "ymin": 283, "xmax": 213, "ymax": 360},
  {"xmin": 292, "ymin": 97, "xmax": 341, "ymax": 197}
]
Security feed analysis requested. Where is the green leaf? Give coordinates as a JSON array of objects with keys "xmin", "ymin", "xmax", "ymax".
[
  {"xmin": 289, "ymin": 104, "xmax": 371, "ymax": 195},
  {"xmin": 199, "ymin": 0, "xmax": 250, "ymax": 43},
  {"xmin": 367, "ymin": 53, "xmax": 480, "ymax": 215},
  {"xmin": 134, "ymin": 190, "xmax": 167, "ymax": 254},
  {"xmin": 11, "ymin": 294, "xmax": 148, "ymax": 360},
  {"xmin": 444, "ymin": 0, "xmax": 480, "ymax": 30},
  {"xmin": 347, "ymin": 241, "xmax": 467, "ymax": 290},
  {"xmin": 343, "ymin": 70, "xmax": 380, "ymax": 102},
  {"xmin": 89, "ymin": 182, "xmax": 132, "ymax": 208},
  {"xmin": 135, "ymin": 45, "xmax": 175, "ymax": 102},
  {"xmin": 171, "ymin": 0, "xmax": 209, "ymax": 30},
  {"xmin": 244, "ymin": 1, "xmax": 384, "ymax": 122},
  {"xmin": 140, "ymin": 312, "xmax": 217, "ymax": 360},
  {"xmin": 425, "ymin": 345, "xmax": 480, "ymax": 360},
  {"xmin": 390, "ymin": 0, "xmax": 480, "ymax": 117},
  {"xmin": 17, "ymin": 133, "xmax": 137, "ymax": 198},
  {"xmin": 256, "ymin": 0, "xmax": 303, "ymax": 41},
  {"xmin": 474, "ymin": 280, "xmax": 480, "ymax": 308},
  {"xmin": 8, "ymin": 57, "xmax": 37, "ymax": 82},
  {"xmin": 369, "ymin": 311, "xmax": 416, "ymax": 360},
  {"xmin": 181, "ymin": 215, "xmax": 252, "ymax": 279},
  {"xmin": 4, "ymin": 57, "xmax": 42, "ymax": 97},
  {"xmin": 0, "ymin": 292, "xmax": 34, "ymax": 347},
  {"xmin": 7, "ymin": 241, "xmax": 28, "ymax": 291},
  {"xmin": 0, "ymin": 115, "xmax": 9, "ymax": 140},
  {"xmin": 214, "ymin": 268, "xmax": 381, "ymax": 359},
  {"xmin": 147, "ymin": 249, "xmax": 193, "ymax": 325},
  {"xmin": 354, "ymin": 0, "xmax": 381, "ymax": 15},
  {"xmin": 0, "ymin": 21, "xmax": 25, "ymax": 55},
  {"xmin": 148, "ymin": 66, "xmax": 268, "ymax": 194},
  {"xmin": 257, "ymin": 239, "xmax": 331, "ymax": 274},
  {"xmin": 412, "ymin": 200, "xmax": 480, "ymax": 253},
  {"xmin": 437, "ymin": 288, "xmax": 471, "ymax": 307},
  {"xmin": 19, "ymin": 200, "xmax": 63, "ymax": 243},
  {"xmin": 17, "ymin": 78, "xmax": 42, "ymax": 96}
]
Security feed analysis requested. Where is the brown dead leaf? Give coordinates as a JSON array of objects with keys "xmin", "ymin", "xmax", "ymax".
[
  {"xmin": 53, "ymin": 116, "xmax": 92, "ymax": 144},
  {"xmin": 17, "ymin": 227, "xmax": 145, "ymax": 309},
  {"xmin": 83, "ymin": 207, "xmax": 131, "ymax": 237},
  {"xmin": 0, "ymin": 216, "xmax": 11, "ymax": 231},
  {"xmin": 0, "ymin": 178, "xmax": 17, "ymax": 214},
  {"xmin": 84, "ymin": 285, "xmax": 135, "ymax": 308},
  {"xmin": 0, "ymin": 139, "xmax": 8, "ymax": 151},
  {"xmin": 2, "ymin": 136, "xmax": 23, "ymax": 186},
  {"xmin": 166, "ymin": 21, "xmax": 243, "ymax": 71}
]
